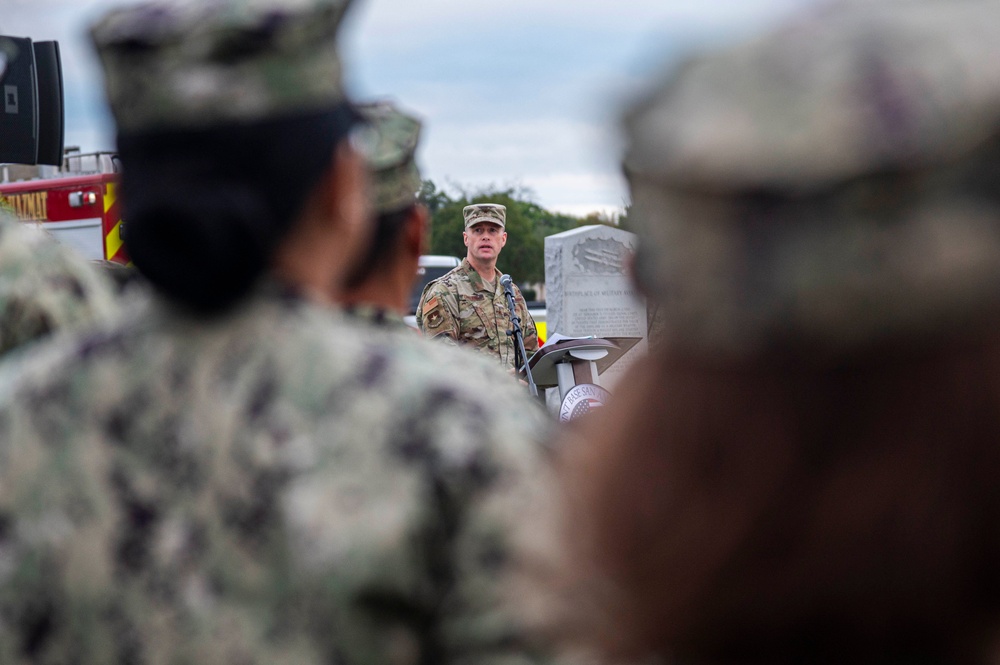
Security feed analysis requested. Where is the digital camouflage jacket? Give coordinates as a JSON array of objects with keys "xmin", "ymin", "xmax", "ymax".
[
  {"xmin": 0, "ymin": 282, "xmax": 553, "ymax": 665},
  {"xmin": 344, "ymin": 303, "xmax": 410, "ymax": 330},
  {"xmin": 415, "ymin": 258, "xmax": 538, "ymax": 371},
  {"xmin": 0, "ymin": 214, "xmax": 119, "ymax": 357}
]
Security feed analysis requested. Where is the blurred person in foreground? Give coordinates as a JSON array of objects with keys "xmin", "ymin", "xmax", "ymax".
[
  {"xmin": 549, "ymin": 2, "xmax": 1000, "ymax": 663},
  {"xmin": 95, "ymin": 258, "xmax": 145, "ymax": 295},
  {"xmin": 0, "ymin": 213, "xmax": 119, "ymax": 357},
  {"xmin": 0, "ymin": 0, "xmax": 551, "ymax": 663},
  {"xmin": 340, "ymin": 100, "xmax": 428, "ymax": 326}
]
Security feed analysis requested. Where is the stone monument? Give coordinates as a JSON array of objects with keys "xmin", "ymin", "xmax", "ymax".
[{"xmin": 544, "ymin": 225, "xmax": 647, "ymax": 389}]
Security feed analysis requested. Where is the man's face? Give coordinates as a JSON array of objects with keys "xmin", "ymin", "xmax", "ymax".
[{"xmin": 463, "ymin": 222, "xmax": 507, "ymax": 263}]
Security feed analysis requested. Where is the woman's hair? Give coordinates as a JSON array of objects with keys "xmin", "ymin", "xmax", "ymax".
[
  {"xmin": 118, "ymin": 104, "xmax": 359, "ymax": 314},
  {"xmin": 563, "ymin": 332, "xmax": 1000, "ymax": 664}
]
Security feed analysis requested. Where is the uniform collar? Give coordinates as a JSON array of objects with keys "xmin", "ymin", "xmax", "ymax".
[{"xmin": 461, "ymin": 257, "xmax": 501, "ymax": 294}]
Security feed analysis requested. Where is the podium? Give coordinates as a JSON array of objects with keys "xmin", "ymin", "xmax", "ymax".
[{"xmin": 521, "ymin": 336, "xmax": 640, "ymax": 421}]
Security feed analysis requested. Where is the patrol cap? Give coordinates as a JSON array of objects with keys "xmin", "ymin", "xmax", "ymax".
[
  {"xmin": 357, "ymin": 101, "xmax": 423, "ymax": 214},
  {"xmin": 464, "ymin": 203, "xmax": 506, "ymax": 230},
  {"xmin": 90, "ymin": 0, "xmax": 356, "ymax": 134},
  {"xmin": 623, "ymin": 0, "xmax": 1000, "ymax": 359}
]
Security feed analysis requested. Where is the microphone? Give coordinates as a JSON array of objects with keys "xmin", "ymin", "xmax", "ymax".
[
  {"xmin": 499, "ymin": 273, "xmax": 515, "ymax": 298},
  {"xmin": 499, "ymin": 273, "xmax": 538, "ymax": 396}
]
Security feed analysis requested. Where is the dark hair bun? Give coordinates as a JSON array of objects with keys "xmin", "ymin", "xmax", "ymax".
[
  {"xmin": 124, "ymin": 182, "xmax": 277, "ymax": 314},
  {"xmin": 116, "ymin": 104, "xmax": 360, "ymax": 314}
]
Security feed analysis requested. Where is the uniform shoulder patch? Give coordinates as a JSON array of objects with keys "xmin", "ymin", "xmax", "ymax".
[
  {"xmin": 425, "ymin": 308, "xmax": 444, "ymax": 329},
  {"xmin": 421, "ymin": 294, "xmax": 445, "ymax": 329}
]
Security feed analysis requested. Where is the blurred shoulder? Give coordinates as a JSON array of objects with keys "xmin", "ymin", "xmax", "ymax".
[
  {"xmin": 0, "ymin": 218, "xmax": 119, "ymax": 355},
  {"xmin": 426, "ymin": 264, "xmax": 469, "ymax": 294},
  {"xmin": 365, "ymin": 324, "xmax": 552, "ymax": 450},
  {"xmin": 0, "ymin": 287, "xmax": 366, "ymax": 415}
]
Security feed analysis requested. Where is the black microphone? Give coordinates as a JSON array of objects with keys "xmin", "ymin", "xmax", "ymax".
[
  {"xmin": 499, "ymin": 273, "xmax": 538, "ymax": 396},
  {"xmin": 499, "ymin": 273, "xmax": 515, "ymax": 298}
]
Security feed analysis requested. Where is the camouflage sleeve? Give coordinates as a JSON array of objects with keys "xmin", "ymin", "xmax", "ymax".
[
  {"xmin": 393, "ymin": 381, "xmax": 556, "ymax": 662},
  {"xmin": 0, "ymin": 218, "xmax": 119, "ymax": 356},
  {"xmin": 279, "ymin": 362, "xmax": 557, "ymax": 663},
  {"xmin": 416, "ymin": 280, "xmax": 461, "ymax": 342}
]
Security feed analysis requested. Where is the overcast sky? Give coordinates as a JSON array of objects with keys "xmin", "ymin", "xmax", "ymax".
[{"xmin": 1, "ymin": 0, "xmax": 822, "ymax": 216}]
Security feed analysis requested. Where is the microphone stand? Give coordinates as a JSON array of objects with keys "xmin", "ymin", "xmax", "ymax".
[{"xmin": 500, "ymin": 275, "xmax": 538, "ymax": 397}]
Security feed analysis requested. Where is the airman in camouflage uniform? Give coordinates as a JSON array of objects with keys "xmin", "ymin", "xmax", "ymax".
[
  {"xmin": 0, "ymin": 213, "xmax": 118, "ymax": 357},
  {"xmin": 416, "ymin": 204, "xmax": 538, "ymax": 371},
  {"xmin": 0, "ymin": 1, "xmax": 553, "ymax": 663}
]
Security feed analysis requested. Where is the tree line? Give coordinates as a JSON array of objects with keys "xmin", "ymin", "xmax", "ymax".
[{"xmin": 418, "ymin": 180, "xmax": 627, "ymax": 296}]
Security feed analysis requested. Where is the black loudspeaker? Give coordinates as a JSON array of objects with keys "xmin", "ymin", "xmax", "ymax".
[
  {"xmin": 32, "ymin": 41, "xmax": 64, "ymax": 167},
  {"xmin": 0, "ymin": 36, "xmax": 39, "ymax": 164},
  {"xmin": 0, "ymin": 36, "xmax": 64, "ymax": 166}
]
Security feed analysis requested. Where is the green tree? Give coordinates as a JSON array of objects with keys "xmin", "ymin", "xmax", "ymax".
[
  {"xmin": 417, "ymin": 179, "xmax": 451, "ymax": 216},
  {"xmin": 615, "ymin": 201, "xmax": 634, "ymax": 233}
]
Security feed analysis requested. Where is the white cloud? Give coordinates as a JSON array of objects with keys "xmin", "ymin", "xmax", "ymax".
[
  {"xmin": 552, "ymin": 203, "xmax": 625, "ymax": 219},
  {"xmin": 344, "ymin": 0, "xmax": 825, "ymax": 211},
  {"xmin": 4, "ymin": 0, "xmax": 825, "ymax": 215},
  {"xmin": 416, "ymin": 117, "xmax": 628, "ymax": 214},
  {"xmin": 422, "ymin": 118, "xmax": 607, "ymax": 177},
  {"xmin": 347, "ymin": 0, "xmax": 810, "ymax": 43}
]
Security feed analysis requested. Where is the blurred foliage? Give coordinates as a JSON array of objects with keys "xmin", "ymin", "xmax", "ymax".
[{"xmin": 418, "ymin": 180, "xmax": 627, "ymax": 287}]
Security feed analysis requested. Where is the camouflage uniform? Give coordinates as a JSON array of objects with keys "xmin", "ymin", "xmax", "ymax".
[
  {"xmin": 622, "ymin": 0, "xmax": 1000, "ymax": 361},
  {"xmin": 0, "ymin": 214, "xmax": 118, "ymax": 357},
  {"xmin": 417, "ymin": 258, "xmax": 538, "ymax": 371},
  {"xmin": 345, "ymin": 302, "xmax": 408, "ymax": 328},
  {"xmin": 0, "ymin": 1, "xmax": 555, "ymax": 663},
  {"xmin": 0, "ymin": 285, "xmax": 552, "ymax": 664}
]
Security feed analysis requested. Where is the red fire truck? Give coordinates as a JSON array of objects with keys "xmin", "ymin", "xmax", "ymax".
[{"xmin": 0, "ymin": 150, "xmax": 129, "ymax": 265}]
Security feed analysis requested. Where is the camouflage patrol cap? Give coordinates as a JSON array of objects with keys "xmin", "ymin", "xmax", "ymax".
[
  {"xmin": 90, "ymin": 0, "xmax": 356, "ymax": 133},
  {"xmin": 464, "ymin": 203, "xmax": 506, "ymax": 229},
  {"xmin": 357, "ymin": 101, "xmax": 423, "ymax": 214},
  {"xmin": 623, "ymin": 0, "xmax": 1000, "ymax": 359}
]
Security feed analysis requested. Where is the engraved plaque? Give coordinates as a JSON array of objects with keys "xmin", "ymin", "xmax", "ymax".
[{"xmin": 545, "ymin": 225, "xmax": 647, "ymax": 390}]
